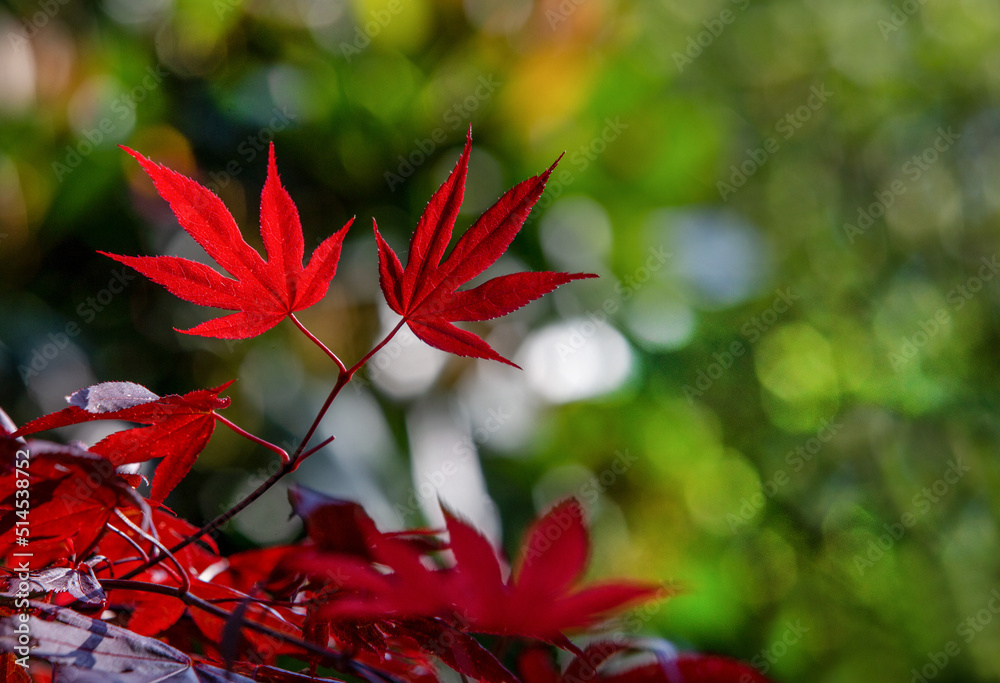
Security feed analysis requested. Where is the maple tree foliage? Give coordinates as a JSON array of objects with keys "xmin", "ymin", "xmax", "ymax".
[{"xmin": 0, "ymin": 134, "xmax": 770, "ymax": 683}]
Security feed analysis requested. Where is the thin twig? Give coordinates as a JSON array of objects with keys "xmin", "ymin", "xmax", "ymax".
[
  {"xmin": 216, "ymin": 414, "xmax": 290, "ymax": 463},
  {"xmin": 120, "ymin": 320, "xmax": 408, "ymax": 579},
  {"xmin": 118, "ymin": 463, "xmax": 292, "ymax": 580},
  {"xmin": 105, "ymin": 523, "xmax": 150, "ymax": 566},
  {"xmin": 115, "ymin": 510, "xmax": 190, "ymax": 593},
  {"xmin": 299, "ymin": 434, "xmax": 336, "ymax": 460},
  {"xmin": 346, "ymin": 318, "xmax": 407, "ymax": 379},
  {"xmin": 288, "ymin": 372, "xmax": 349, "ymax": 464},
  {"xmin": 290, "ymin": 313, "xmax": 346, "ymax": 372}
]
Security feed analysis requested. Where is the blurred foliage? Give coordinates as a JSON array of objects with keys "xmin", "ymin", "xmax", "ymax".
[{"xmin": 2, "ymin": 0, "xmax": 1000, "ymax": 680}]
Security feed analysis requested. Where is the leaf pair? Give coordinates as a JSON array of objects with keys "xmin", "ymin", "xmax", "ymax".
[{"xmin": 108, "ymin": 131, "xmax": 593, "ymax": 366}]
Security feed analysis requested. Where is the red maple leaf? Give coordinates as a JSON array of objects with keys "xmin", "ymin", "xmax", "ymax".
[
  {"xmin": 0, "ymin": 436, "xmax": 146, "ymax": 565},
  {"xmin": 12, "ymin": 381, "xmax": 233, "ymax": 501},
  {"xmin": 374, "ymin": 130, "xmax": 596, "ymax": 367},
  {"xmin": 442, "ymin": 499, "xmax": 662, "ymax": 638},
  {"xmin": 289, "ymin": 496, "xmax": 660, "ymax": 641},
  {"xmin": 102, "ymin": 144, "xmax": 352, "ymax": 339}
]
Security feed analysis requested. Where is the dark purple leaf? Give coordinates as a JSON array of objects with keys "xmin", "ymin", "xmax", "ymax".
[{"xmin": 0, "ymin": 603, "xmax": 257, "ymax": 682}]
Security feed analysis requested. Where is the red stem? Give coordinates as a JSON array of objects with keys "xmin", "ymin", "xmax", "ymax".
[
  {"xmin": 289, "ymin": 372, "xmax": 349, "ymax": 463},
  {"xmin": 346, "ymin": 318, "xmax": 406, "ymax": 379},
  {"xmin": 290, "ymin": 313, "xmax": 346, "ymax": 373},
  {"xmin": 288, "ymin": 317, "xmax": 406, "ymax": 463},
  {"xmin": 118, "ymin": 463, "xmax": 292, "ymax": 579},
  {"xmin": 216, "ymin": 414, "xmax": 290, "ymax": 463},
  {"xmin": 299, "ymin": 434, "xmax": 336, "ymax": 460},
  {"xmin": 121, "ymin": 320, "xmax": 407, "ymax": 579}
]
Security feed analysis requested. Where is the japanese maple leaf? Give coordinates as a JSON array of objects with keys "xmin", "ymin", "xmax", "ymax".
[
  {"xmin": 292, "ymin": 496, "xmax": 661, "ymax": 641},
  {"xmin": 12, "ymin": 380, "xmax": 233, "ymax": 501},
  {"xmin": 443, "ymin": 499, "xmax": 662, "ymax": 638},
  {"xmin": 0, "ymin": 435, "xmax": 147, "ymax": 565},
  {"xmin": 287, "ymin": 485, "xmax": 443, "ymax": 561},
  {"xmin": 102, "ymin": 144, "xmax": 353, "ymax": 339},
  {"xmin": 0, "ymin": 563, "xmax": 105, "ymax": 606},
  {"xmin": 374, "ymin": 130, "xmax": 596, "ymax": 367}
]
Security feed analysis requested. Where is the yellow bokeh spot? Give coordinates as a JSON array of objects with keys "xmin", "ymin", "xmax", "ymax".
[
  {"xmin": 756, "ymin": 323, "xmax": 839, "ymax": 404},
  {"xmin": 354, "ymin": 0, "xmax": 432, "ymax": 53},
  {"xmin": 501, "ymin": 47, "xmax": 595, "ymax": 138}
]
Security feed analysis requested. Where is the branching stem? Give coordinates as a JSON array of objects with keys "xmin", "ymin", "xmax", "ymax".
[
  {"xmin": 119, "ymin": 319, "xmax": 408, "ymax": 579},
  {"xmin": 290, "ymin": 313, "xmax": 346, "ymax": 373}
]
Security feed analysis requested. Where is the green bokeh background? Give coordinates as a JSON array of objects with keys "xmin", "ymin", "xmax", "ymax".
[{"xmin": 2, "ymin": 0, "xmax": 1000, "ymax": 680}]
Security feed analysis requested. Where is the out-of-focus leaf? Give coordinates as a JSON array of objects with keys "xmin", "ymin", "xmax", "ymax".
[{"xmin": 0, "ymin": 602, "xmax": 257, "ymax": 682}]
